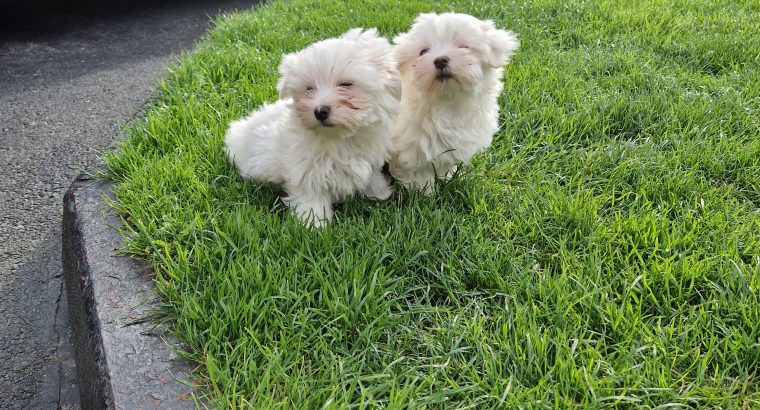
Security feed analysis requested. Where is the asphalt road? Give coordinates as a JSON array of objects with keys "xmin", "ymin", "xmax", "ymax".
[{"xmin": 0, "ymin": 1, "xmax": 252, "ymax": 407}]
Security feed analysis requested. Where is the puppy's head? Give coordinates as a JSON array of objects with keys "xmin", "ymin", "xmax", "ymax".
[
  {"xmin": 277, "ymin": 28, "xmax": 401, "ymax": 137},
  {"xmin": 394, "ymin": 13, "xmax": 519, "ymax": 96}
]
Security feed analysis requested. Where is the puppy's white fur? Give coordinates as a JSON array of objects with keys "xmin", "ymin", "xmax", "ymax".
[
  {"xmin": 225, "ymin": 28, "xmax": 400, "ymax": 227},
  {"xmin": 390, "ymin": 13, "xmax": 519, "ymax": 192}
]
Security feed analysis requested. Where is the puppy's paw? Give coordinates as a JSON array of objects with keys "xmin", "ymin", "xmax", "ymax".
[
  {"xmin": 309, "ymin": 216, "xmax": 326, "ymax": 229},
  {"xmin": 365, "ymin": 184, "xmax": 393, "ymax": 201},
  {"xmin": 363, "ymin": 169, "xmax": 394, "ymax": 201},
  {"xmin": 287, "ymin": 197, "xmax": 333, "ymax": 228},
  {"xmin": 421, "ymin": 184, "xmax": 434, "ymax": 197},
  {"xmin": 297, "ymin": 211, "xmax": 329, "ymax": 229},
  {"xmin": 402, "ymin": 175, "xmax": 435, "ymax": 196}
]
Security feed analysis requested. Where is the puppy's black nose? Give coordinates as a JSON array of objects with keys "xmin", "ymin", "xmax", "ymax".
[
  {"xmin": 434, "ymin": 56, "xmax": 449, "ymax": 69},
  {"xmin": 314, "ymin": 106, "xmax": 330, "ymax": 121}
]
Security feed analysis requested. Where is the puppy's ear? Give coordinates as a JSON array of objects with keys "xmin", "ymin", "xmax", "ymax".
[
  {"xmin": 350, "ymin": 28, "xmax": 401, "ymax": 99},
  {"xmin": 384, "ymin": 66, "xmax": 402, "ymax": 101},
  {"xmin": 394, "ymin": 11, "xmax": 436, "ymax": 47},
  {"xmin": 391, "ymin": 33, "xmax": 411, "ymax": 72},
  {"xmin": 393, "ymin": 13, "xmax": 436, "ymax": 72},
  {"xmin": 345, "ymin": 28, "xmax": 389, "ymax": 67},
  {"xmin": 368, "ymin": 46, "xmax": 402, "ymax": 101},
  {"xmin": 481, "ymin": 20, "xmax": 520, "ymax": 68},
  {"xmin": 340, "ymin": 27, "xmax": 379, "ymax": 42},
  {"xmin": 276, "ymin": 53, "xmax": 297, "ymax": 100},
  {"xmin": 411, "ymin": 12, "xmax": 437, "ymax": 27}
]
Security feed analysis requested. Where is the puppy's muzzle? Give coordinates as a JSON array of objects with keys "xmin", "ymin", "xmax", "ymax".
[
  {"xmin": 434, "ymin": 56, "xmax": 449, "ymax": 70},
  {"xmin": 314, "ymin": 106, "xmax": 331, "ymax": 122},
  {"xmin": 434, "ymin": 56, "xmax": 453, "ymax": 81}
]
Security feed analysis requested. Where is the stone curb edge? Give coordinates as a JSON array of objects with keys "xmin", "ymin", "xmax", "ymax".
[{"xmin": 62, "ymin": 172, "xmax": 196, "ymax": 409}]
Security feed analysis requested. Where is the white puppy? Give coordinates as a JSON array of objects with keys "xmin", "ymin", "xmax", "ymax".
[
  {"xmin": 389, "ymin": 13, "xmax": 519, "ymax": 192},
  {"xmin": 225, "ymin": 29, "xmax": 401, "ymax": 227}
]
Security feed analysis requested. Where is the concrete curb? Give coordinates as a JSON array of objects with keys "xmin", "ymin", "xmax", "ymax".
[{"xmin": 62, "ymin": 172, "xmax": 196, "ymax": 409}]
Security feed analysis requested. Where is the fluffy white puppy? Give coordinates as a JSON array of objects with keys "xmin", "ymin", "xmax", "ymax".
[
  {"xmin": 389, "ymin": 13, "xmax": 519, "ymax": 192},
  {"xmin": 225, "ymin": 29, "xmax": 401, "ymax": 227}
]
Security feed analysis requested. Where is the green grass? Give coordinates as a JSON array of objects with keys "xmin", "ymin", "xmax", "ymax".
[{"xmin": 103, "ymin": 0, "xmax": 760, "ymax": 407}]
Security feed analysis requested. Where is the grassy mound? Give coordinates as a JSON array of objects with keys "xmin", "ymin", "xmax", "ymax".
[{"xmin": 105, "ymin": 0, "xmax": 760, "ymax": 407}]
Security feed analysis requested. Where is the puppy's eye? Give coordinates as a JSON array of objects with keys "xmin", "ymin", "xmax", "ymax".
[
  {"xmin": 338, "ymin": 82, "xmax": 353, "ymax": 87},
  {"xmin": 419, "ymin": 48, "xmax": 430, "ymax": 56},
  {"xmin": 306, "ymin": 86, "xmax": 315, "ymax": 92},
  {"xmin": 459, "ymin": 45, "xmax": 470, "ymax": 49}
]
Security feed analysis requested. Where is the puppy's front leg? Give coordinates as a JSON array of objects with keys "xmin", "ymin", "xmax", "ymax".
[{"xmin": 363, "ymin": 168, "xmax": 393, "ymax": 201}]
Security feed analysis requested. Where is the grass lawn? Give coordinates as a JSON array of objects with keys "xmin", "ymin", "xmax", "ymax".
[{"xmin": 104, "ymin": 0, "xmax": 760, "ymax": 407}]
